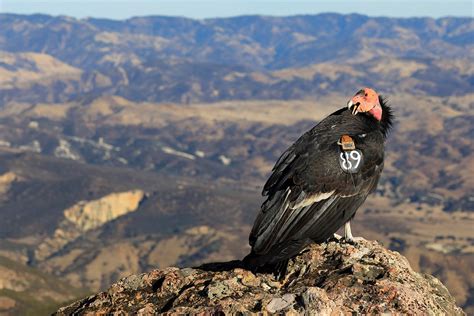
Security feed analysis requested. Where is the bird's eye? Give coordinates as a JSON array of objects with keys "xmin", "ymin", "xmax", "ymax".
[{"xmin": 365, "ymin": 93, "xmax": 368, "ymax": 97}]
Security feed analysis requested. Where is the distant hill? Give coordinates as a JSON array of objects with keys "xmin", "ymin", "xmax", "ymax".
[
  {"xmin": 2, "ymin": 13, "xmax": 472, "ymax": 68},
  {"xmin": 0, "ymin": 14, "xmax": 473, "ymax": 104}
]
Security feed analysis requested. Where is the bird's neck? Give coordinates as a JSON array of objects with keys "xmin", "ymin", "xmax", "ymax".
[
  {"xmin": 379, "ymin": 98, "xmax": 394, "ymax": 138},
  {"xmin": 369, "ymin": 104, "xmax": 382, "ymax": 121}
]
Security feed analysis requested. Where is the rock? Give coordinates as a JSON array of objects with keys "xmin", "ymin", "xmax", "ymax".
[
  {"xmin": 55, "ymin": 239, "xmax": 465, "ymax": 315},
  {"xmin": 352, "ymin": 262, "xmax": 385, "ymax": 281},
  {"xmin": 300, "ymin": 287, "xmax": 336, "ymax": 313},
  {"xmin": 267, "ymin": 294, "xmax": 296, "ymax": 313}
]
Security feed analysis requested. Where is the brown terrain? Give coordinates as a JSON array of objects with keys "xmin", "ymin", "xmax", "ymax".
[{"xmin": 0, "ymin": 13, "xmax": 472, "ymax": 314}]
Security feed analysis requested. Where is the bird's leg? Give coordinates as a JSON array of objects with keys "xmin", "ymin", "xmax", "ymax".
[
  {"xmin": 344, "ymin": 221, "xmax": 353, "ymax": 241},
  {"xmin": 343, "ymin": 221, "xmax": 365, "ymax": 243}
]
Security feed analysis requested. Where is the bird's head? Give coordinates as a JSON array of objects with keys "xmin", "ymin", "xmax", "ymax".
[{"xmin": 347, "ymin": 87, "xmax": 382, "ymax": 121}]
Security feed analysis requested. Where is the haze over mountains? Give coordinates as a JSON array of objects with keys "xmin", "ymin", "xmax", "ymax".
[{"xmin": 0, "ymin": 13, "xmax": 473, "ymax": 314}]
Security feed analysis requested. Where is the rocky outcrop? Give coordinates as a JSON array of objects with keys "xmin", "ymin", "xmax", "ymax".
[
  {"xmin": 55, "ymin": 239, "xmax": 464, "ymax": 315},
  {"xmin": 62, "ymin": 190, "xmax": 145, "ymax": 231},
  {"xmin": 35, "ymin": 190, "xmax": 146, "ymax": 261},
  {"xmin": 0, "ymin": 172, "xmax": 18, "ymax": 199}
]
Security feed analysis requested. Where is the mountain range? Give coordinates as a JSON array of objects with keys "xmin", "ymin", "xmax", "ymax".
[{"xmin": 1, "ymin": 13, "xmax": 473, "ymax": 104}]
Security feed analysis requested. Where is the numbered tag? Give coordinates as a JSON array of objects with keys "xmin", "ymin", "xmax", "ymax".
[{"xmin": 339, "ymin": 149, "xmax": 363, "ymax": 173}]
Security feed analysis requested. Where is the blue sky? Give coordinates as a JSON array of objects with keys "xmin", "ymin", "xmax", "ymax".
[{"xmin": 0, "ymin": 0, "xmax": 472, "ymax": 19}]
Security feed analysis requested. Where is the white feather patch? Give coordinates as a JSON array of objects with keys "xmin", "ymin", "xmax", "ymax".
[{"xmin": 290, "ymin": 190, "xmax": 335, "ymax": 209}]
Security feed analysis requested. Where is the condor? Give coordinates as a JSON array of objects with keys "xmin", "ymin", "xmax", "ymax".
[{"xmin": 244, "ymin": 88, "xmax": 394, "ymax": 277}]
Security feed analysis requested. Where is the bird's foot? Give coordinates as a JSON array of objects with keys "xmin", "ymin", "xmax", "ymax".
[
  {"xmin": 331, "ymin": 233, "xmax": 342, "ymax": 241},
  {"xmin": 342, "ymin": 221, "xmax": 366, "ymax": 245},
  {"xmin": 341, "ymin": 236, "xmax": 366, "ymax": 245}
]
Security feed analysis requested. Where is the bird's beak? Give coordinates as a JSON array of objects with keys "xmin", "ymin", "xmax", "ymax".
[{"xmin": 347, "ymin": 100, "xmax": 360, "ymax": 115}]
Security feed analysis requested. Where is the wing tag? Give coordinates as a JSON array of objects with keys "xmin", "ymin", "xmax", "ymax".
[
  {"xmin": 339, "ymin": 150, "xmax": 363, "ymax": 173},
  {"xmin": 338, "ymin": 135, "xmax": 363, "ymax": 173}
]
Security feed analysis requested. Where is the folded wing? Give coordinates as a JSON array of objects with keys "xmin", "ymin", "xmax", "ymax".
[{"xmin": 249, "ymin": 120, "xmax": 384, "ymax": 265}]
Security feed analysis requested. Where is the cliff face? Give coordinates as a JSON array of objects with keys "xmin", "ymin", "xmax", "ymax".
[
  {"xmin": 0, "ymin": 172, "xmax": 18, "ymax": 199},
  {"xmin": 35, "ymin": 190, "xmax": 146, "ymax": 261},
  {"xmin": 55, "ymin": 239, "xmax": 464, "ymax": 315}
]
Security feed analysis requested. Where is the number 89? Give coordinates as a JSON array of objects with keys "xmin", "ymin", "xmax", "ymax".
[{"xmin": 340, "ymin": 150, "xmax": 362, "ymax": 171}]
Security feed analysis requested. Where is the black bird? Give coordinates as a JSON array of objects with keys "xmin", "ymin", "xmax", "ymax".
[{"xmin": 244, "ymin": 88, "xmax": 393, "ymax": 276}]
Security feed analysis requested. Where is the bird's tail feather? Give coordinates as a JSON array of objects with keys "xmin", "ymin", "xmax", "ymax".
[
  {"xmin": 242, "ymin": 251, "xmax": 289, "ymax": 280},
  {"xmin": 243, "ymin": 238, "xmax": 311, "ymax": 279}
]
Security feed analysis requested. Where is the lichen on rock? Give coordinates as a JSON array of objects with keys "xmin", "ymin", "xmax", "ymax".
[{"xmin": 55, "ymin": 239, "xmax": 465, "ymax": 315}]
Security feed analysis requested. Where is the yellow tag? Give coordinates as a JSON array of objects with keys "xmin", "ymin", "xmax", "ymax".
[{"xmin": 338, "ymin": 135, "xmax": 356, "ymax": 151}]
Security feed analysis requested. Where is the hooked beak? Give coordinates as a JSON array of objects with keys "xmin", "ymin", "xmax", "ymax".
[{"xmin": 347, "ymin": 100, "xmax": 360, "ymax": 115}]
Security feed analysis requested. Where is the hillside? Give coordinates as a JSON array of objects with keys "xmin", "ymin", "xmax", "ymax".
[
  {"xmin": 0, "ymin": 255, "xmax": 88, "ymax": 315},
  {"xmin": 0, "ymin": 93, "xmax": 471, "ymax": 213}
]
